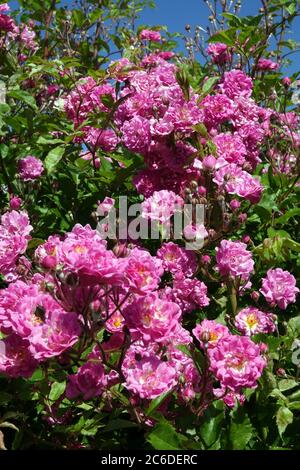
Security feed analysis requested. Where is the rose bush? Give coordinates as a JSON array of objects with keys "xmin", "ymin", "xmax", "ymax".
[{"xmin": 0, "ymin": 0, "xmax": 299, "ymax": 450}]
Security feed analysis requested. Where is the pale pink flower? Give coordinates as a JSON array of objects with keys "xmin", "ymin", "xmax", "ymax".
[{"xmin": 141, "ymin": 190, "xmax": 184, "ymax": 225}]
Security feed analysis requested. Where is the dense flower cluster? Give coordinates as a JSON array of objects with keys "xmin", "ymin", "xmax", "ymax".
[{"xmin": 0, "ymin": 8, "xmax": 299, "ymax": 436}]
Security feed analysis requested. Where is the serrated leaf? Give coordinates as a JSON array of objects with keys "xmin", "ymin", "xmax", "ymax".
[
  {"xmin": 229, "ymin": 412, "xmax": 253, "ymax": 450},
  {"xmin": 276, "ymin": 406, "xmax": 293, "ymax": 437},
  {"xmin": 147, "ymin": 420, "xmax": 187, "ymax": 450}
]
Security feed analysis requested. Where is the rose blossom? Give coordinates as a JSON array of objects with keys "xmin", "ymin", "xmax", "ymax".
[
  {"xmin": 193, "ymin": 319, "xmax": 230, "ymax": 348},
  {"xmin": 18, "ymin": 156, "xmax": 44, "ymax": 181},
  {"xmin": 235, "ymin": 307, "xmax": 276, "ymax": 336},
  {"xmin": 209, "ymin": 335, "xmax": 267, "ymax": 392},
  {"xmin": 140, "ymin": 29, "xmax": 161, "ymax": 42},
  {"xmin": 260, "ymin": 268, "xmax": 299, "ymax": 309},
  {"xmin": 216, "ymin": 239, "xmax": 254, "ymax": 280}
]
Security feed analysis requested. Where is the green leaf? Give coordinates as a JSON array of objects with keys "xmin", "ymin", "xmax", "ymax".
[
  {"xmin": 49, "ymin": 381, "xmax": 66, "ymax": 402},
  {"xmin": 285, "ymin": 2, "xmax": 296, "ymax": 15},
  {"xmin": 199, "ymin": 405, "xmax": 224, "ymax": 449},
  {"xmin": 274, "ymin": 208, "xmax": 300, "ymax": 225},
  {"xmin": 229, "ymin": 411, "xmax": 253, "ymax": 450},
  {"xmin": 222, "ymin": 12, "xmax": 242, "ymax": 27},
  {"xmin": 8, "ymin": 90, "xmax": 37, "ymax": 111},
  {"xmin": 276, "ymin": 406, "xmax": 293, "ymax": 437},
  {"xmin": 147, "ymin": 419, "xmax": 188, "ymax": 450},
  {"xmin": 146, "ymin": 391, "xmax": 171, "ymax": 417},
  {"xmin": 44, "ymin": 147, "xmax": 65, "ymax": 173},
  {"xmin": 208, "ymin": 29, "xmax": 236, "ymax": 46},
  {"xmin": 287, "ymin": 316, "xmax": 300, "ymax": 337},
  {"xmin": 288, "ymin": 401, "xmax": 300, "ymax": 410},
  {"xmin": 72, "ymin": 9, "xmax": 86, "ymax": 27},
  {"xmin": 101, "ymin": 419, "xmax": 138, "ymax": 433},
  {"xmin": 202, "ymin": 76, "xmax": 220, "ymax": 94},
  {"xmin": 278, "ymin": 379, "xmax": 298, "ymax": 392}
]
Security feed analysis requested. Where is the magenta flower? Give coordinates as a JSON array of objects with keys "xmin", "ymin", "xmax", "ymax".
[
  {"xmin": 123, "ymin": 352, "xmax": 177, "ymax": 399},
  {"xmin": 201, "ymin": 93, "xmax": 235, "ymax": 128},
  {"xmin": 193, "ymin": 319, "xmax": 229, "ymax": 348},
  {"xmin": 220, "ymin": 69, "xmax": 253, "ymax": 99},
  {"xmin": 0, "ymin": 210, "xmax": 32, "ymax": 281},
  {"xmin": 18, "ymin": 156, "xmax": 44, "ymax": 181},
  {"xmin": 140, "ymin": 29, "xmax": 161, "ymax": 42},
  {"xmin": 0, "ymin": 334, "xmax": 38, "ymax": 378},
  {"xmin": 0, "ymin": 5, "xmax": 16, "ymax": 32},
  {"xmin": 123, "ymin": 292, "xmax": 181, "ymax": 344},
  {"xmin": 166, "ymin": 273, "xmax": 210, "ymax": 314},
  {"xmin": 257, "ymin": 58, "xmax": 279, "ymax": 71},
  {"xmin": 157, "ymin": 242, "xmax": 197, "ymax": 277},
  {"xmin": 64, "ymin": 76, "xmax": 115, "ymax": 126},
  {"xmin": 207, "ymin": 42, "xmax": 232, "ymax": 64},
  {"xmin": 121, "ymin": 116, "xmax": 151, "ymax": 154},
  {"xmin": 66, "ymin": 347, "xmax": 106, "ymax": 400},
  {"xmin": 216, "ymin": 239, "xmax": 254, "ymax": 280},
  {"xmin": 213, "ymin": 162, "xmax": 263, "ymax": 203},
  {"xmin": 123, "ymin": 248, "xmax": 163, "ymax": 295},
  {"xmin": 260, "ymin": 268, "xmax": 299, "ymax": 309},
  {"xmin": 213, "ymin": 133, "xmax": 247, "ymax": 166},
  {"xmin": 235, "ymin": 307, "xmax": 276, "ymax": 336},
  {"xmin": 209, "ymin": 335, "xmax": 267, "ymax": 392},
  {"xmin": 0, "ymin": 280, "xmax": 81, "ymax": 361}
]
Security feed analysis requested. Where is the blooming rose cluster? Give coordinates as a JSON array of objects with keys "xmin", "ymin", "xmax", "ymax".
[
  {"xmin": 0, "ymin": 213, "xmax": 208, "ymax": 403},
  {"xmin": 0, "ymin": 280, "xmax": 81, "ymax": 377}
]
